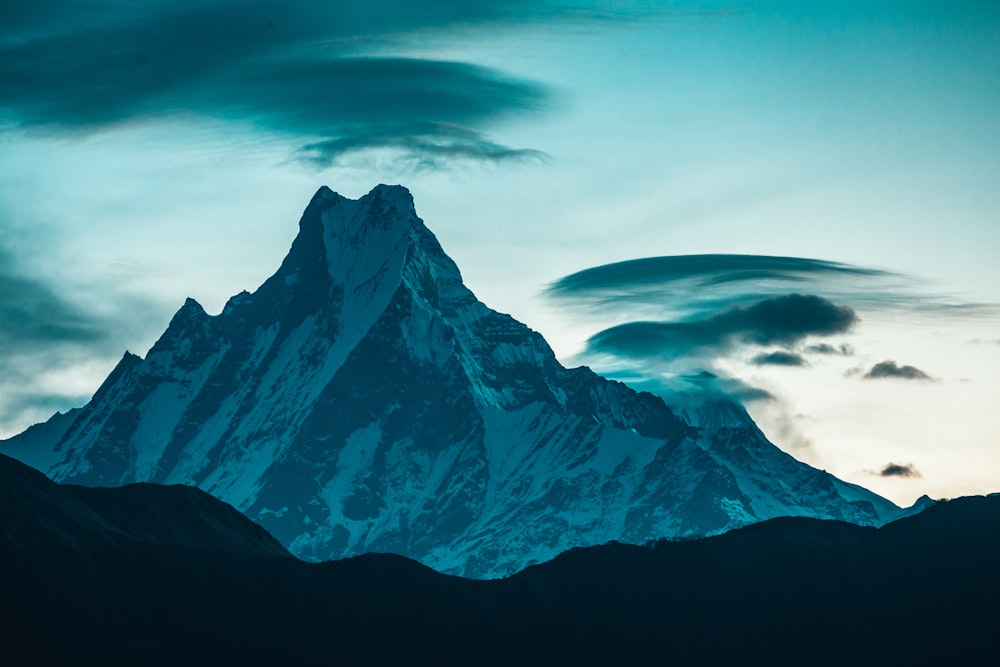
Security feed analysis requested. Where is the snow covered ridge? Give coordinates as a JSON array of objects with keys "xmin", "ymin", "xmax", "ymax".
[{"xmin": 1, "ymin": 184, "xmax": 913, "ymax": 578}]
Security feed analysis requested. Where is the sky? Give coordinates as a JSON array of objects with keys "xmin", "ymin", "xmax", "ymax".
[{"xmin": 1, "ymin": 0, "xmax": 998, "ymax": 506}]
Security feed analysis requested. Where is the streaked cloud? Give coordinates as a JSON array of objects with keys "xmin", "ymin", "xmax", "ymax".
[
  {"xmin": 863, "ymin": 361, "xmax": 933, "ymax": 382},
  {"xmin": 550, "ymin": 254, "xmax": 887, "ymax": 298},
  {"xmin": 296, "ymin": 120, "xmax": 549, "ymax": 170},
  {"xmin": 547, "ymin": 254, "xmax": 997, "ymax": 325}
]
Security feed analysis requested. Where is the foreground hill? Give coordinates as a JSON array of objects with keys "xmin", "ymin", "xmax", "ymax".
[{"xmin": 2, "ymin": 454, "xmax": 995, "ymax": 666}]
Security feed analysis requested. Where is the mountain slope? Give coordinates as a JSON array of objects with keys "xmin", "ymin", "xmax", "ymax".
[
  {"xmin": 3, "ymin": 454, "xmax": 995, "ymax": 666},
  {"xmin": 3, "ymin": 184, "xmax": 903, "ymax": 577}
]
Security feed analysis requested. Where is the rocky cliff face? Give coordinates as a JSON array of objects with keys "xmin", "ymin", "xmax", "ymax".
[{"xmin": 3, "ymin": 185, "xmax": 903, "ymax": 577}]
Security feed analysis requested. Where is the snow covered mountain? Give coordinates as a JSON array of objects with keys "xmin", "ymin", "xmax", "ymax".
[{"xmin": 3, "ymin": 184, "xmax": 907, "ymax": 577}]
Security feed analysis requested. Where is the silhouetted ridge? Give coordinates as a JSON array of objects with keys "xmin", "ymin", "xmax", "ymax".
[
  {"xmin": 0, "ymin": 453, "xmax": 289, "ymax": 559},
  {"xmin": 2, "ymin": 456, "xmax": 995, "ymax": 666}
]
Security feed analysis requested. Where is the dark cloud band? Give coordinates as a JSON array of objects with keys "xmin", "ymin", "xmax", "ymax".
[
  {"xmin": 0, "ymin": 1, "xmax": 559, "ymax": 166},
  {"xmin": 588, "ymin": 294, "xmax": 857, "ymax": 361}
]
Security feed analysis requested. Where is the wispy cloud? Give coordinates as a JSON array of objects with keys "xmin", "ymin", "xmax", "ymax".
[
  {"xmin": 863, "ymin": 361, "xmax": 933, "ymax": 381},
  {"xmin": 296, "ymin": 121, "xmax": 549, "ymax": 170}
]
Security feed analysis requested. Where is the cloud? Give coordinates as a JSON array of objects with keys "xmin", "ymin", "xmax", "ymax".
[
  {"xmin": 548, "ymin": 253, "xmax": 998, "ymax": 326},
  {"xmin": 0, "ymin": 244, "xmax": 160, "ymax": 437},
  {"xmin": 0, "ymin": 1, "xmax": 567, "ymax": 167},
  {"xmin": 751, "ymin": 351, "xmax": 807, "ymax": 367},
  {"xmin": 587, "ymin": 294, "xmax": 857, "ymax": 360},
  {"xmin": 547, "ymin": 252, "xmax": 991, "ymax": 412},
  {"xmin": 0, "ymin": 254, "xmax": 108, "ymax": 435},
  {"xmin": 546, "ymin": 252, "xmax": 995, "ymax": 469},
  {"xmin": 549, "ymin": 254, "xmax": 888, "ymax": 298},
  {"xmin": 0, "ymin": 249, "xmax": 107, "ymax": 352},
  {"xmin": 863, "ymin": 361, "xmax": 933, "ymax": 381},
  {"xmin": 2, "ymin": 1, "xmax": 723, "ymax": 168},
  {"xmin": 879, "ymin": 463, "xmax": 922, "ymax": 478},
  {"xmin": 0, "ymin": 388, "xmax": 89, "ymax": 438}
]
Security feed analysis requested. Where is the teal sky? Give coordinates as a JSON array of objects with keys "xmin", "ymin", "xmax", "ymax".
[{"xmin": 1, "ymin": 1, "xmax": 998, "ymax": 504}]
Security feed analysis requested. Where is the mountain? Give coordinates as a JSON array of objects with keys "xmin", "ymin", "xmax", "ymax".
[
  {"xmin": 3, "ymin": 453, "xmax": 995, "ymax": 666},
  {"xmin": 2, "ymin": 184, "xmax": 906, "ymax": 577}
]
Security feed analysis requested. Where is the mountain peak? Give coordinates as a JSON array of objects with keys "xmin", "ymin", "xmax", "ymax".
[
  {"xmin": 304, "ymin": 183, "xmax": 414, "ymax": 224},
  {"xmin": 320, "ymin": 185, "xmax": 414, "ymax": 272},
  {"xmin": 180, "ymin": 297, "xmax": 205, "ymax": 314},
  {"xmin": 283, "ymin": 185, "xmax": 419, "ymax": 284},
  {"xmin": 1, "ymin": 184, "xmax": 904, "ymax": 578}
]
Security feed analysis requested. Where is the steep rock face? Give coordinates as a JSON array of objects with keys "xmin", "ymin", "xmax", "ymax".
[{"xmin": 3, "ymin": 185, "xmax": 903, "ymax": 577}]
